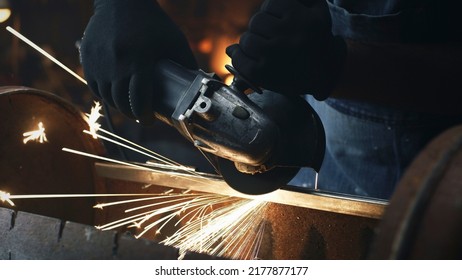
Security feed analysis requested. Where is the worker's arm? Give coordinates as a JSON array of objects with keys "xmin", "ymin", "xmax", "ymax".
[
  {"xmin": 228, "ymin": 0, "xmax": 462, "ymax": 116},
  {"xmin": 332, "ymin": 40, "xmax": 462, "ymax": 115},
  {"xmin": 79, "ymin": 0, "xmax": 197, "ymax": 123},
  {"xmin": 226, "ymin": 0, "xmax": 347, "ymax": 101}
]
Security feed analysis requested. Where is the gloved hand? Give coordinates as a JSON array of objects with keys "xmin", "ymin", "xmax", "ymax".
[
  {"xmin": 226, "ymin": 0, "xmax": 346, "ymax": 100},
  {"xmin": 80, "ymin": 0, "xmax": 197, "ymax": 123}
]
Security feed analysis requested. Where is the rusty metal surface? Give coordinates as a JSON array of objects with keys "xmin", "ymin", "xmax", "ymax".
[
  {"xmin": 95, "ymin": 178, "xmax": 378, "ymax": 259},
  {"xmin": 95, "ymin": 162, "xmax": 387, "ymax": 219},
  {"xmin": 263, "ymin": 203, "xmax": 377, "ymax": 259},
  {"xmin": 0, "ymin": 86, "xmax": 105, "ymax": 224},
  {"xmin": 371, "ymin": 125, "xmax": 462, "ymax": 259}
]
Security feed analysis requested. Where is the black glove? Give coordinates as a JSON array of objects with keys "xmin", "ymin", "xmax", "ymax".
[
  {"xmin": 80, "ymin": 0, "xmax": 197, "ymax": 123},
  {"xmin": 226, "ymin": 0, "xmax": 346, "ymax": 100}
]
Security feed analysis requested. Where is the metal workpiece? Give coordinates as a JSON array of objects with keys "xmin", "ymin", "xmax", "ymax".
[
  {"xmin": 97, "ymin": 157, "xmax": 384, "ymax": 259},
  {"xmin": 0, "ymin": 199, "xmax": 377, "ymax": 260},
  {"xmin": 94, "ymin": 162, "xmax": 387, "ymax": 219},
  {"xmin": 262, "ymin": 202, "xmax": 377, "ymax": 259},
  {"xmin": 94, "ymin": 173, "xmax": 380, "ymax": 260}
]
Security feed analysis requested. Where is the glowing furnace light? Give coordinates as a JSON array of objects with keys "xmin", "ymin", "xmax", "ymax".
[{"xmin": 23, "ymin": 122, "xmax": 48, "ymax": 144}]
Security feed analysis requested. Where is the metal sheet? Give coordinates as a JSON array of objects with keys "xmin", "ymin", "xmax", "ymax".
[{"xmin": 95, "ymin": 162, "xmax": 387, "ymax": 219}]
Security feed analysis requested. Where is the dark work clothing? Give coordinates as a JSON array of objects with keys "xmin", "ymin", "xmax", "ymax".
[
  {"xmin": 290, "ymin": 0, "xmax": 462, "ymax": 199},
  {"xmin": 328, "ymin": 0, "xmax": 462, "ymax": 43},
  {"xmin": 290, "ymin": 96, "xmax": 462, "ymax": 199}
]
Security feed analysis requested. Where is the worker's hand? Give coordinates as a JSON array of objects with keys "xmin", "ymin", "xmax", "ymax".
[
  {"xmin": 226, "ymin": 0, "xmax": 346, "ymax": 100},
  {"xmin": 80, "ymin": 0, "xmax": 197, "ymax": 123}
]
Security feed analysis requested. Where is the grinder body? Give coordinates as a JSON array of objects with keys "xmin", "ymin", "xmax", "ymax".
[{"xmin": 151, "ymin": 60, "xmax": 325, "ymax": 194}]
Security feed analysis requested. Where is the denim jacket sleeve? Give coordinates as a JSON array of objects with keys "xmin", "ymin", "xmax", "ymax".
[{"xmin": 327, "ymin": 0, "xmax": 461, "ymax": 43}]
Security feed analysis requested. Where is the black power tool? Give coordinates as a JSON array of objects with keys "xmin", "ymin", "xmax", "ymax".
[{"xmin": 151, "ymin": 59, "xmax": 325, "ymax": 195}]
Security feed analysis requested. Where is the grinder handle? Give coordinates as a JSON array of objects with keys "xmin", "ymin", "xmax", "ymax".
[{"xmin": 152, "ymin": 59, "xmax": 201, "ymax": 122}]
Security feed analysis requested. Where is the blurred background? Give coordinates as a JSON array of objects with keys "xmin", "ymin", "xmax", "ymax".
[{"xmin": 0, "ymin": 0, "xmax": 263, "ymax": 172}]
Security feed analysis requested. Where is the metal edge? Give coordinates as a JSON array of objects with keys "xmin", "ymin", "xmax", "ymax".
[{"xmin": 95, "ymin": 162, "xmax": 386, "ymax": 219}]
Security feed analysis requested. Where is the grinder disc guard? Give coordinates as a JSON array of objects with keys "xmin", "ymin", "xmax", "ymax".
[{"xmin": 218, "ymin": 91, "xmax": 325, "ymax": 195}]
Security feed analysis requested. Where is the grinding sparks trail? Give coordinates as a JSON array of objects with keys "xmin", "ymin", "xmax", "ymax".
[
  {"xmin": 0, "ymin": 192, "xmax": 163, "ymax": 205},
  {"xmin": 94, "ymin": 191, "xmax": 268, "ymax": 260},
  {"xmin": 23, "ymin": 122, "xmax": 48, "ymax": 144},
  {"xmin": 6, "ymin": 26, "xmax": 87, "ymax": 85},
  {"xmin": 81, "ymin": 102, "xmax": 206, "ymax": 176},
  {"xmin": 162, "ymin": 198, "xmax": 268, "ymax": 260}
]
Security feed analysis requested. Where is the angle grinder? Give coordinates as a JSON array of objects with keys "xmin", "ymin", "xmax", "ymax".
[{"xmin": 151, "ymin": 59, "xmax": 325, "ymax": 195}]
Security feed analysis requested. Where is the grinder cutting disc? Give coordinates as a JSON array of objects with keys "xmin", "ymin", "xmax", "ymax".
[
  {"xmin": 218, "ymin": 157, "xmax": 299, "ymax": 195},
  {"xmin": 217, "ymin": 91, "xmax": 325, "ymax": 195}
]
